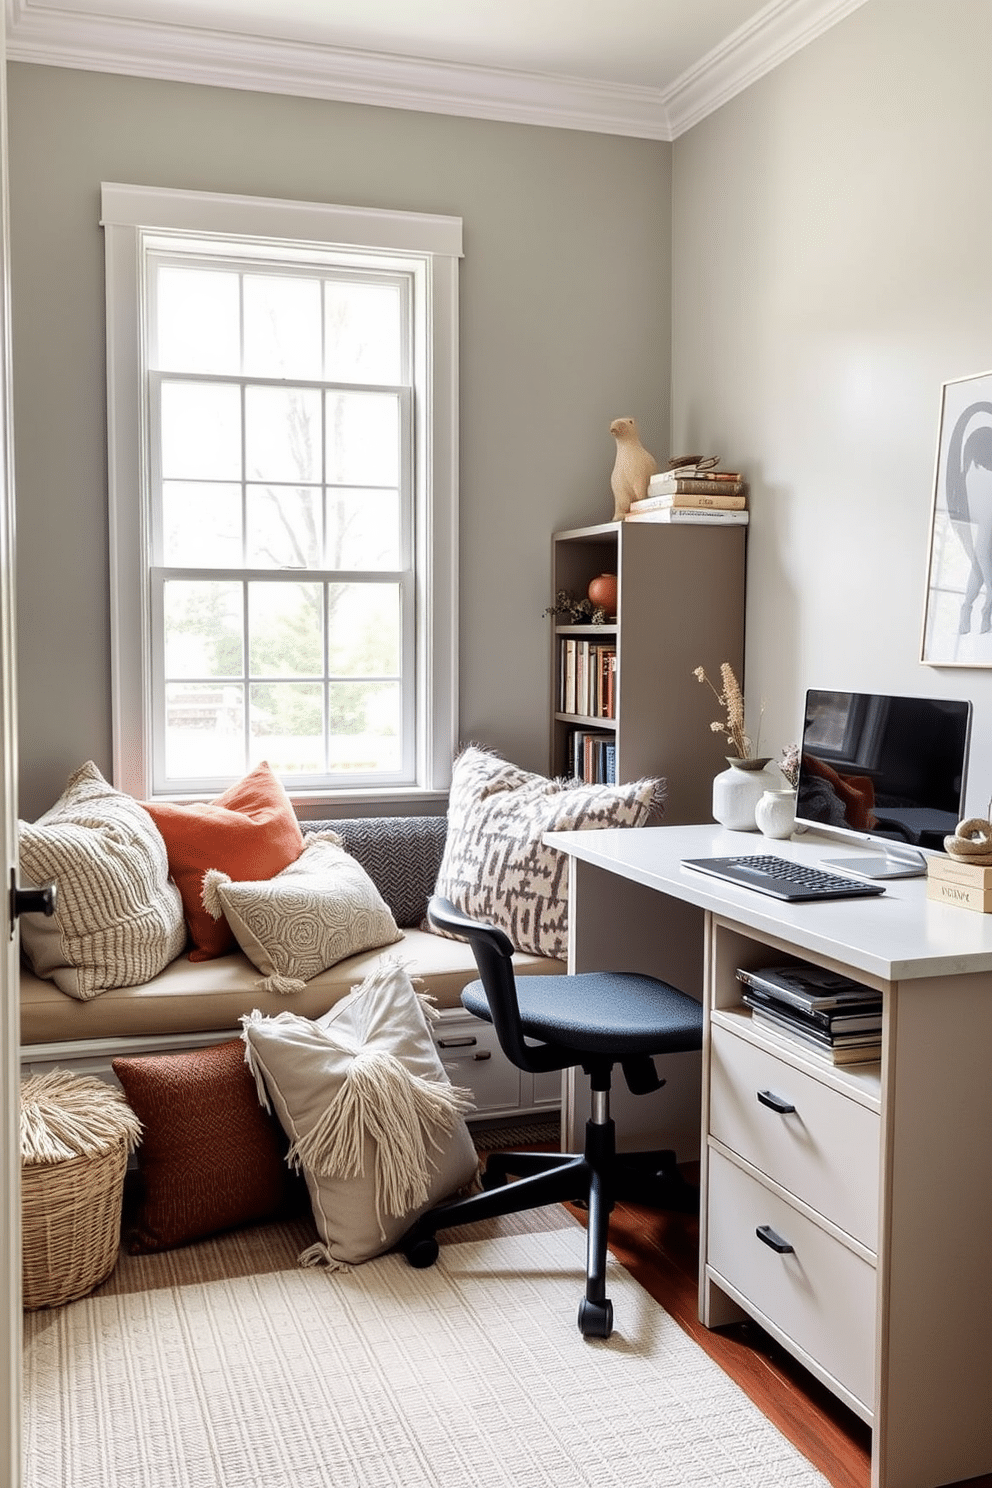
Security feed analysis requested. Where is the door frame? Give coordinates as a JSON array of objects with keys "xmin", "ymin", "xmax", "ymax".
[{"xmin": 0, "ymin": 5, "xmax": 23, "ymax": 1479}]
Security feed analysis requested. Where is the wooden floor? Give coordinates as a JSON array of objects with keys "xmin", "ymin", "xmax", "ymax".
[{"xmin": 572, "ymin": 1176, "xmax": 992, "ymax": 1488}]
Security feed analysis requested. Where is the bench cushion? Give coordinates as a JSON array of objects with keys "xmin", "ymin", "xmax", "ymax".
[{"xmin": 20, "ymin": 930, "xmax": 566, "ymax": 1046}]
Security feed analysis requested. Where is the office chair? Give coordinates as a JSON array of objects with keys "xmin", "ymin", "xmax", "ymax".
[{"xmin": 401, "ymin": 895, "xmax": 704, "ymax": 1339}]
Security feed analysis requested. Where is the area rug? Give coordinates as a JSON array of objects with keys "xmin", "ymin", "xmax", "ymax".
[
  {"xmin": 23, "ymin": 1225, "xmax": 829, "ymax": 1488},
  {"xmin": 469, "ymin": 1115, "xmax": 560, "ymax": 1151}
]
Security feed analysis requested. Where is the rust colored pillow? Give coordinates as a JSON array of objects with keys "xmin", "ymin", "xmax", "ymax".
[
  {"xmin": 113, "ymin": 1038, "xmax": 304, "ymax": 1254},
  {"xmin": 142, "ymin": 761, "xmax": 304, "ymax": 961}
]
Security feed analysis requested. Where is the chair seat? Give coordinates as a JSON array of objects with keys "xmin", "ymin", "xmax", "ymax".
[{"xmin": 462, "ymin": 970, "xmax": 702, "ymax": 1057}]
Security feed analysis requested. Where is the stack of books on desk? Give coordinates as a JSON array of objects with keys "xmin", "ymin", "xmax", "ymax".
[
  {"xmin": 625, "ymin": 466, "xmax": 749, "ymax": 526},
  {"xmin": 736, "ymin": 963, "xmax": 882, "ymax": 1066},
  {"xmin": 925, "ymin": 853, "xmax": 992, "ymax": 913}
]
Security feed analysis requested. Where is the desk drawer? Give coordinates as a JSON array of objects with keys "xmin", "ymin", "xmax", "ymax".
[
  {"xmin": 707, "ymin": 1148, "xmax": 875, "ymax": 1413},
  {"xmin": 709, "ymin": 1023, "xmax": 879, "ymax": 1249},
  {"xmin": 432, "ymin": 1014, "xmax": 521, "ymax": 1114}
]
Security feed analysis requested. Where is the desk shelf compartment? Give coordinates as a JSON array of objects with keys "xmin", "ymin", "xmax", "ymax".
[{"xmin": 707, "ymin": 918, "xmax": 884, "ymax": 1108}]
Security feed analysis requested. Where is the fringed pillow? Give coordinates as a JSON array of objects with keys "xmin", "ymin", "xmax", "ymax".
[
  {"xmin": 240, "ymin": 960, "xmax": 478, "ymax": 1268},
  {"xmin": 432, "ymin": 745, "xmax": 665, "ymax": 958},
  {"xmin": 201, "ymin": 832, "xmax": 403, "ymax": 994}
]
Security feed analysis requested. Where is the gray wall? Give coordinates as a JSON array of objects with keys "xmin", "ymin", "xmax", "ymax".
[
  {"xmin": 672, "ymin": 0, "xmax": 992, "ymax": 816},
  {"xmin": 7, "ymin": 64, "xmax": 672, "ymax": 820}
]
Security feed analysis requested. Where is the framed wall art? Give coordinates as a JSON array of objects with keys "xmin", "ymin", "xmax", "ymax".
[{"xmin": 921, "ymin": 369, "xmax": 992, "ymax": 666}]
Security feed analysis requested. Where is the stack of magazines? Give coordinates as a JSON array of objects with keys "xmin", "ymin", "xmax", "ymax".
[{"xmin": 736, "ymin": 964, "xmax": 882, "ymax": 1066}]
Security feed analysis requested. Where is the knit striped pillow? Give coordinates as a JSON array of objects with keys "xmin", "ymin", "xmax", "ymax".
[{"xmin": 18, "ymin": 761, "xmax": 186, "ymax": 1000}]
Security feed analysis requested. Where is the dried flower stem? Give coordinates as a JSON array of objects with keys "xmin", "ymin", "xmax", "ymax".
[
  {"xmin": 779, "ymin": 743, "xmax": 800, "ymax": 788},
  {"xmin": 693, "ymin": 662, "xmax": 756, "ymax": 760}
]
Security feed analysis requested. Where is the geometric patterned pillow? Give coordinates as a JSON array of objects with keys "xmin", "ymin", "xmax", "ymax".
[
  {"xmin": 202, "ymin": 832, "xmax": 403, "ymax": 993},
  {"xmin": 432, "ymin": 746, "xmax": 664, "ymax": 958},
  {"xmin": 18, "ymin": 760, "xmax": 187, "ymax": 1000}
]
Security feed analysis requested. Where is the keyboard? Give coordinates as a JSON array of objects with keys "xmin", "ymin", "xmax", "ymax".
[{"xmin": 680, "ymin": 854, "xmax": 887, "ymax": 902}]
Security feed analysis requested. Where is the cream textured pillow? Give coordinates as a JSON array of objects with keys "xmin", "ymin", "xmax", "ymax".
[
  {"xmin": 201, "ymin": 832, "xmax": 402, "ymax": 993},
  {"xmin": 241, "ymin": 960, "xmax": 478, "ymax": 1267},
  {"xmin": 18, "ymin": 761, "xmax": 186, "ymax": 1001},
  {"xmin": 433, "ymin": 746, "xmax": 664, "ymax": 958}
]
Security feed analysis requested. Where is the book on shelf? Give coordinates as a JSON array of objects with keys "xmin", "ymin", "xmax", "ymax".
[
  {"xmin": 625, "ymin": 508, "xmax": 749, "ymax": 525},
  {"xmin": 576, "ymin": 641, "xmax": 588, "ymax": 717},
  {"xmin": 630, "ymin": 492, "xmax": 747, "ymax": 512},
  {"xmin": 561, "ymin": 638, "xmax": 577, "ymax": 714},
  {"xmin": 925, "ymin": 854, "xmax": 992, "ymax": 889},
  {"xmin": 736, "ymin": 963, "xmax": 879, "ymax": 1013},
  {"xmin": 559, "ymin": 638, "xmax": 615, "ymax": 719},
  {"xmin": 570, "ymin": 728, "xmax": 615, "ymax": 785},
  {"xmin": 747, "ymin": 1009, "xmax": 882, "ymax": 1067},
  {"xmin": 739, "ymin": 982, "xmax": 881, "ymax": 1033},
  {"xmin": 647, "ymin": 475, "xmax": 747, "ymax": 497},
  {"xmin": 925, "ymin": 875, "xmax": 992, "ymax": 913},
  {"xmin": 655, "ymin": 467, "xmax": 742, "ymax": 484},
  {"xmin": 742, "ymin": 995, "xmax": 883, "ymax": 1051}
]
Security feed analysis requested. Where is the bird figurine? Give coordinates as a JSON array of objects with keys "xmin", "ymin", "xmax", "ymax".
[{"xmin": 609, "ymin": 416, "xmax": 658, "ymax": 520}]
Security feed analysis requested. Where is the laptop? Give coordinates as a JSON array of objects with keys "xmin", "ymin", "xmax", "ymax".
[{"xmin": 681, "ymin": 853, "xmax": 887, "ymax": 903}]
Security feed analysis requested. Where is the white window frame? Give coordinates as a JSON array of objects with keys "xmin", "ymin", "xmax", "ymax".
[{"xmin": 101, "ymin": 182, "xmax": 461, "ymax": 804}]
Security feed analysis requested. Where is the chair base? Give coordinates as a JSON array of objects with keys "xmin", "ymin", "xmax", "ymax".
[{"xmin": 400, "ymin": 1118, "xmax": 698, "ymax": 1338}]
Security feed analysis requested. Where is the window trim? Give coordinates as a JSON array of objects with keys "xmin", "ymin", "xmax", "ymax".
[{"xmin": 102, "ymin": 182, "xmax": 461, "ymax": 803}]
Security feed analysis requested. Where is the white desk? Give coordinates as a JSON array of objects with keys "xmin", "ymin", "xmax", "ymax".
[{"xmin": 546, "ymin": 822, "xmax": 992, "ymax": 1488}]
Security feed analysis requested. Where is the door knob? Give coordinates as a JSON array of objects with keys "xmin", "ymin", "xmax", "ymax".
[{"xmin": 9, "ymin": 869, "xmax": 57, "ymax": 937}]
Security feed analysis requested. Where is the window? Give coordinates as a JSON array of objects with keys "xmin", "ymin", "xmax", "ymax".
[{"xmin": 102, "ymin": 184, "xmax": 461, "ymax": 802}]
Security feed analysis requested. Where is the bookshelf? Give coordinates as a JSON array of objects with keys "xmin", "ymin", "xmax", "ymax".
[{"xmin": 550, "ymin": 521, "xmax": 746, "ymax": 825}]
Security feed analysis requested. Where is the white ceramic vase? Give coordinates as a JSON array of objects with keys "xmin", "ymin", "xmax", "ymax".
[
  {"xmin": 754, "ymin": 787, "xmax": 797, "ymax": 840},
  {"xmin": 711, "ymin": 758, "xmax": 773, "ymax": 832}
]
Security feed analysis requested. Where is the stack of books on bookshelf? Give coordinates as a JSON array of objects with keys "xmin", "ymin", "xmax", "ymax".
[
  {"xmin": 625, "ymin": 465, "xmax": 749, "ymax": 526},
  {"xmin": 569, "ymin": 729, "xmax": 616, "ymax": 784},
  {"xmin": 736, "ymin": 963, "xmax": 882, "ymax": 1066},
  {"xmin": 558, "ymin": 638, "xmax": 616, "ymax": 718},
  {"xmin": 925, "ymin": 853, "xmax": 992, "ymax": 913}
]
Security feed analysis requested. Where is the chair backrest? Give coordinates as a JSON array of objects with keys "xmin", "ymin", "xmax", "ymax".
[{"xmin": 427, "ymin": 895, "xmax": 573, "ymax": 1076}]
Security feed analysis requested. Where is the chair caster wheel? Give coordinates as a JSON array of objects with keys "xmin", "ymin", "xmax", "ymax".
[
  {"xmin": 577, "ymin": 1297, "xmax": 613, "ymax": 1339},
  {"xmin": 404, "ymin": 1235, "xmax": 440, "ymax": 1269}
]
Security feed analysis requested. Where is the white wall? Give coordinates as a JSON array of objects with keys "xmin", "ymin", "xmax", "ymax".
[
  {"xmin": 6, "ymin": 65, "xmax": 672, "ymax": 820},
  {"xmin": 672, "ymin": 0, "xmax": 992, "ymax": 816}
]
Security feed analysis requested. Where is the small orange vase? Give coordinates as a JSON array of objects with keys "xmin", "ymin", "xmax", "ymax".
[{"xmin": 587, "ymin": 573, "xmax": 618, "ymax": 615}]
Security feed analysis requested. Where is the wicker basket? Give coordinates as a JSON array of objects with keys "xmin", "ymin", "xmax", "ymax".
[{"xmin": 21, "ymin": 1071, "xmax": 142, "ymax": 1310}]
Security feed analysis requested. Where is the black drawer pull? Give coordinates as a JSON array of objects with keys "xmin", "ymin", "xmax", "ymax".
[
  {"xmin": 473, "ymin": 1051, "xmax": 492, "ymax": 1062},
  {"xmin": 756, "ymin": 1224, "xmax": 794, "ymax": 1254},
  {"xmin": 438, "ymin": 1036, "xmax": 478, "ymax": 1049},
  {"xmin": 757, "ymin": 1089, "xmax": 796, "ymax": 1115}
]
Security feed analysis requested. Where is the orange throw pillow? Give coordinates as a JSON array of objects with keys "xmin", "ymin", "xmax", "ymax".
[{"xmin": 143, "ymin": 761, "xmax": 304, "ymax": 961}]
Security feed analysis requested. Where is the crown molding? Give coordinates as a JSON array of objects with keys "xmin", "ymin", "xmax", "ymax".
[
  {"xmin": 5, "ymin": 0, "xmax": 870, "ymax": 141},
  {"xmin": 662, "ymin": 0, "xmax": 871, "ymax": 137}
]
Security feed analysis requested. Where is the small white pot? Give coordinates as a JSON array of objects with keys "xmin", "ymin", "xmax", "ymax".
[{"xmin": 755, "ymin": 788, "xmax": 797, "ymax": 840}]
